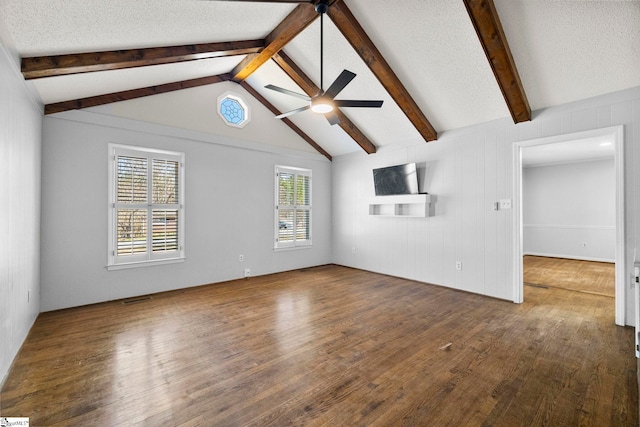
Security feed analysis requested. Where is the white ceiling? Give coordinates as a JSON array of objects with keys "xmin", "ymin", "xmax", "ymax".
[
  {"xmin": 1, "ymin": 0, "xmax": 639, "ymax": 158},
  {"xmin": 522, "ymin": 135, "xmax": 615, "ymax": 167}
]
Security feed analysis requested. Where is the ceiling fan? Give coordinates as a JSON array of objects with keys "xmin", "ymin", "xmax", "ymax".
[{"xmin": 262, "ymin": 0, "xmax": 384, "ymax": 125}]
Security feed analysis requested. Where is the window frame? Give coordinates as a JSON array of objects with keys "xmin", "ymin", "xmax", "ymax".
[
  {"xmin": 107, "ymin": 144, "xmax": 185, "ymax": 270},
  {"xmin": 217, "ymin": 91, "xmax": 250, "ymax": 128},
  {"xmin": 274, "ymin": 165, "xmax": 312, "ymax": 250}
]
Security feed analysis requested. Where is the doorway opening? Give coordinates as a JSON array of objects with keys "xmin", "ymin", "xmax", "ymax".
[{"xmin": 513, "ymin": 126, "xmax": 625, "ymax": 325}]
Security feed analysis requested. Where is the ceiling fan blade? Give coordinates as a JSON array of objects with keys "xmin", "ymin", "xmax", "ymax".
[
  {"xmin": 265, "ymin": 84, "xmax": 311, "ymax": 101},
  {"xmin": 323, "ymin": 70, "xmax": 356, "ymax": 100},
  {"xmin": 274, "ymin": 105, "xmax": 310, "ymax": 119},
  {"xmin": 335, "ymin": 100, "xmax": 384, "ymax": 108},
  {"xmin": 324, "ymin": 110, "xmax": 340, "ymax": 126}
]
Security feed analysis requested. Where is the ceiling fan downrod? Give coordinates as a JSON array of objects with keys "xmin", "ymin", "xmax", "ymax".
[{"xmin": 316, "ymin": 0, "xmax": 329, "ymax": 93}]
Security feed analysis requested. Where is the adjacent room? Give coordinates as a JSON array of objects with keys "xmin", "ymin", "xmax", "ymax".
[
  {"xmin": 522, "ymin": 137, "xmax": 617, "ymax": 298},
  {"xmin": 2, "ymin": 0, "xmax": 640, "ymax": 425}
]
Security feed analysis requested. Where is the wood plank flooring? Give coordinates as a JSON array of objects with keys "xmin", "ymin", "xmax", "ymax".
[
  {"xmin": 1, "ymin": 265, "xmax": 636, "ymax": 426},
  {"xmin": 524, "ymin": 255, "xmax": 615, "ymax": 297}
]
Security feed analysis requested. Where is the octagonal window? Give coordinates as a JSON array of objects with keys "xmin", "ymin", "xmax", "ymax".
[{"xmin": 217, "ymin": 92, "xmax": 250, "ymax": 128}]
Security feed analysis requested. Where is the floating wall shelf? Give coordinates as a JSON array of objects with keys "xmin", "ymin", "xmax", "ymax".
[{"xmin": 368, "ymin": 194, "xmax": 431, "ymax": 217}]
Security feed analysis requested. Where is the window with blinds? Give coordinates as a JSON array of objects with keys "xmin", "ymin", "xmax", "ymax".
[
  {"xmin": 108, "ymin": 144, "xmax": 184, "ymax": 268},
  {"xmin": 275, "ymin": 166, "xmax": 311, "ymax": 249}
]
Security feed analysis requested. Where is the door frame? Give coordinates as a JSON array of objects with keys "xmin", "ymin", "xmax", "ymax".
[{"xmin": 512, "ymin": 125, "xmax": 625, "ymax": 325}]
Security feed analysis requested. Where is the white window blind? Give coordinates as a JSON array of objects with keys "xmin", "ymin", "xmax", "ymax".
[
  {"xmin": 275, "ymin": 166, "xmax": 311, "ymax": 249},
  {"xmin": 108, "ymin": 145, "xmax": 184, "ymax": 268}
]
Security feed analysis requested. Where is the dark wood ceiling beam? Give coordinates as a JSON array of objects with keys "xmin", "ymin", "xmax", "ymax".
[
  {"xmin": 45, "ymin": 74, "xmax": 230, "ymax": 115},
  {"xmin": 229, "ymin": 3, "xmax": 319, "ymax": 82},
  {"xmin": 272, "ymin": 52, "xmax": 318, "ymax": 97},
  {"xmin": 240, "ymin": 81, "xmax": 331, "ymax": 160},
  {"xmin": 272, "ymin": 51, "xmax": 376, "ymax": 154},
  {"xmin": 327, "ymin": 0, "xmax": 437, "ymax": 142},
  {"xmin": 463, "ymin": 0, "xmax": 531, "ymax": 123},
  {"xmin": 214, "ymin": 0, "xmax": 312, "ymax": 2},
  {"xmin": 22, "ymin": 40, "xmax": 264, "ymax": 80}
]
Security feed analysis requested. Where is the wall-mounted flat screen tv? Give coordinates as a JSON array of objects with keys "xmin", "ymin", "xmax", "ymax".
[{"xmin": 373, "ymin": 163, "xmax": 419, "ymax": 196}]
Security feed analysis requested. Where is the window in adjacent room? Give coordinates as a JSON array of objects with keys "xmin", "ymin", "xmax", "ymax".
[
  {"xmin": 274, "ymin": 165, "xmax": 312, "ymax": 249},
  {"xmin": 108, "ymin": 144, "xmax": 185, "ymax": 269}
]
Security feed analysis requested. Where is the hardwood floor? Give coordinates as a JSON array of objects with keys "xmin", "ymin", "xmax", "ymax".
[
  {"xmin": 1, "ymin": 265, "xmax": 636, "ymax": 426},
  {"xmin": 524, "ymin": 255, "xmax": 615, "ymax": 297}
]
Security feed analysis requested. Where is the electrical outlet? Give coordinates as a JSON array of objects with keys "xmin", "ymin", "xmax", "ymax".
[
  {"xmin": 455, "ymin": 261, "xmax": 462, "ymax": 270},
  {"xmin": 239, "ymin": 254, "xmax": 244, "ymax": 262},
  {"xmin": 244, "ymin": 268, "xmax": 251, "ymax": 278},
  {"xmin": 352, "ymin": 247, "xmax": 356, "ymax": 254},
  {"xmin": 499, "ymin": 199, "xmax": 512, "ymax": 209}
]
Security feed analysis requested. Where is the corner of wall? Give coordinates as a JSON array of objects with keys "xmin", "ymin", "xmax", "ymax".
[{"xmin": 0, "ymin": 25, "xmax": 43, "ymax": 384}]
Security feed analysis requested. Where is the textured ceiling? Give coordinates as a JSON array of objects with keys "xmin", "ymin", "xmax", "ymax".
[
  {"xmin": 495, "ymin": 0, "xmax": 640, "ymax": 111},
  {"xmin": 1, "ymin": 0, "xmax": 639, "ymax": 158},
  {"xmin": 0, "ymin": 1, "xmax": 297, "ymax": 55}
]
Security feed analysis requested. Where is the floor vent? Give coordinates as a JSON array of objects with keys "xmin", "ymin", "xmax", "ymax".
[{"xmin": 122, "ymin": 296, "xmax": 153, "ymax": 305}]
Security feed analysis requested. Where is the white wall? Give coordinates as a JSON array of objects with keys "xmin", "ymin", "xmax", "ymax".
[
  {"xmin": 332, "ymin": 126, "xmax": 513, "ymax": 300},
  {"xmin": 0, "ymin": 32, "xmax": 42, "ymax": 383},
  {"xmin": 523, "ymin": 159, "xmax": 615, "ymax": 262},
  {"xmin": 40, "ymin": 111, "xmax": 332, "ymax": 311},
  {"xmin": 332, "ymin": 85, "xmax": 640, "ymax": 325},
  {"xmin": 91, "ymin": 81, "xmax": 321, "ymax": 156}
]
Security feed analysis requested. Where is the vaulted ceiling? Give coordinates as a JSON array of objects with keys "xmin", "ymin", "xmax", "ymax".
[{"xmin": 1, "ymin": 0, "xmax": 639, "ymax": 159}]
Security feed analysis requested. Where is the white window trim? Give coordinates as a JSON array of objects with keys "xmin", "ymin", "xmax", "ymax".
[
  {"xmin": 107, "ymin": 144, "xmax": 185, "ymax": 270},
  {"xmin": 274, "ymin": 165, "xmax": 312, "ymax": 250}
]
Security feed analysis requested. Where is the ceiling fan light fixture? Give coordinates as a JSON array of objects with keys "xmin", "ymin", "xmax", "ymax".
[{"xmin": 311, "ymin": 98, "xmax": 334, "ymax": 114}]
